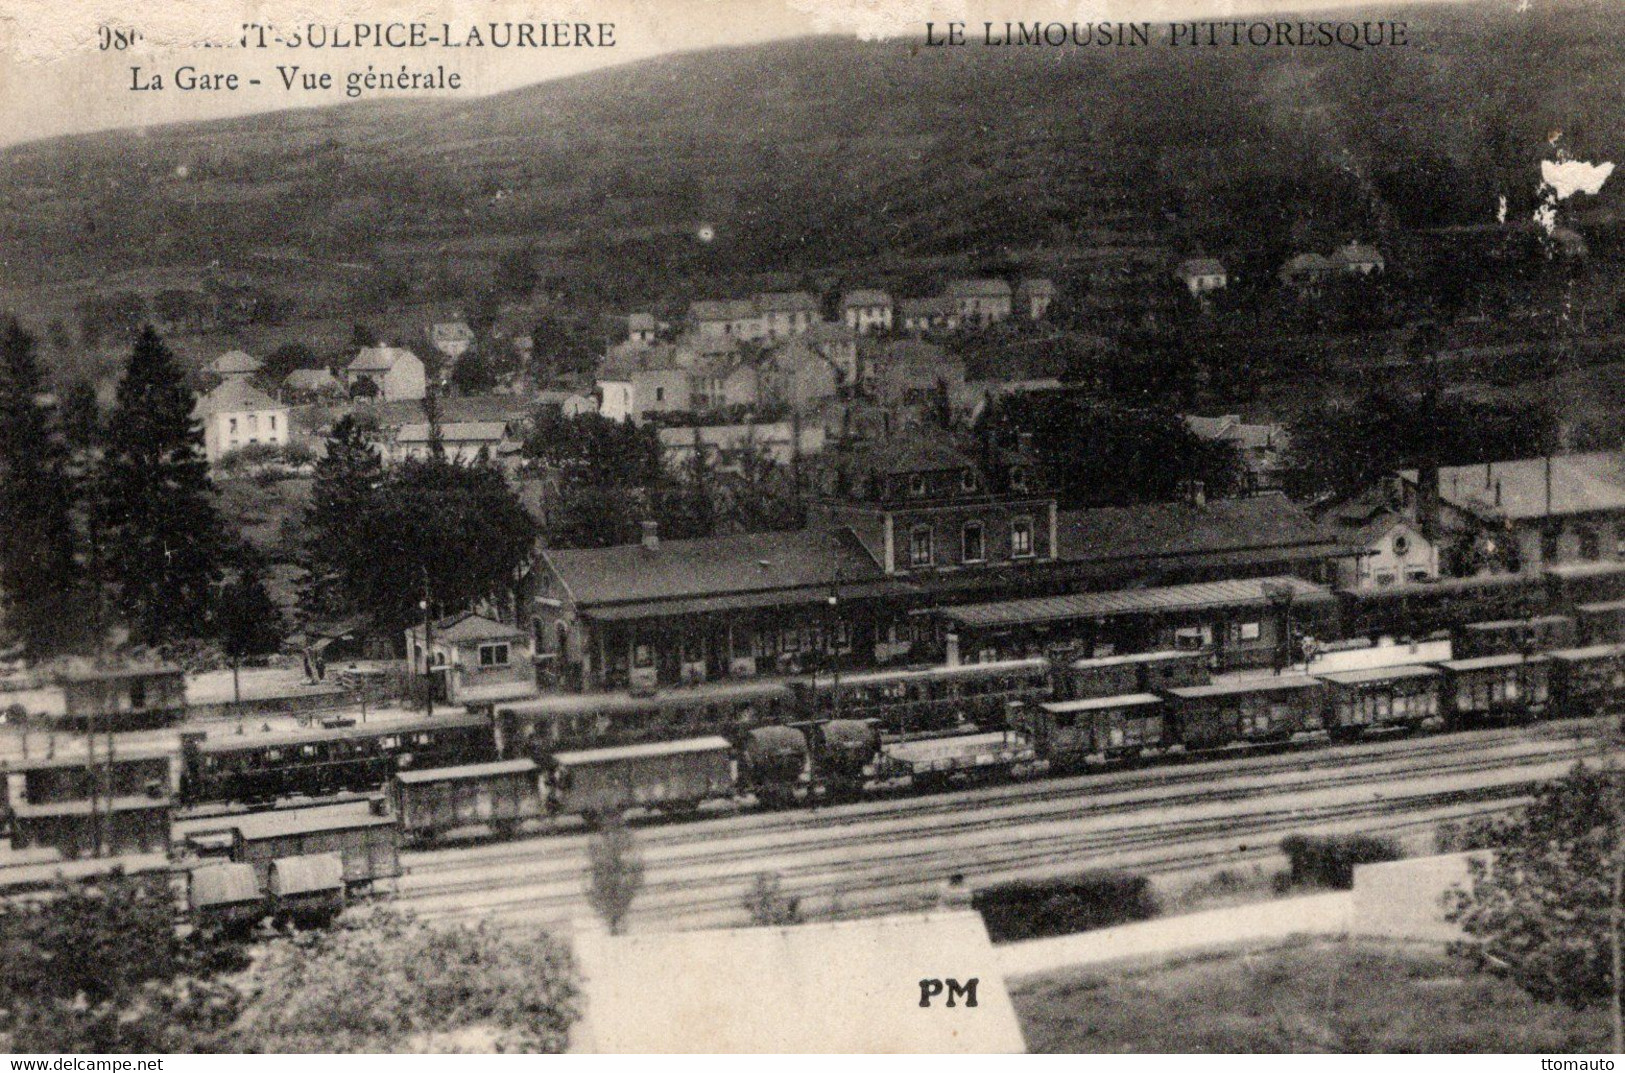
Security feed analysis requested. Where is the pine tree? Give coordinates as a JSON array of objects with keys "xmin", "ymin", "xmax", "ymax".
[
  {"xmin": 97, "ymin": 325, "xmax": 230, "ymax": 646},
  {"xmin": 298, "ymin": 414, "xmax": 384, "ymax": 626},
  {"xmin": 0, "ymin": 317, "xmax": 84, "ymax": 658}
]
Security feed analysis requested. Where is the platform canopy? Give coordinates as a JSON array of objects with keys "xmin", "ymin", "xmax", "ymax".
[{"xmin": 940, "ymin": 575, "xmax": 1333, "ymax": 631}]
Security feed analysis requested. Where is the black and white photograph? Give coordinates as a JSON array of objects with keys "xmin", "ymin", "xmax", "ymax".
[{"xmin": 0, "ymin": 0, "xmax": 1623, "ymax": 1056}]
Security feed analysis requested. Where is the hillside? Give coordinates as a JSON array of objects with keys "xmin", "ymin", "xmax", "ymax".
[{"xmin": 2, "ymin": 0, "xmax": 1624, "ymax": 380}]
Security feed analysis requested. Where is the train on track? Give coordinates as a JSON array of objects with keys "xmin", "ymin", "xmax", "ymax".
[{"xmin": 8, "ymin": 617, "xmax": 1625, "ymax": 849}]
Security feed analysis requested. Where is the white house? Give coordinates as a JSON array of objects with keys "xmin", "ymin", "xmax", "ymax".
[
  {"xmin": 689, "ymin": 300, "xmax": 766, "ymax": 341},
  {"xmin": 404, "ymin": 612, "xmax": 534, "ymax": 706},
  {"xmin": 1177, "ymin": 258, "xmax": 1228, "ymax": 296},
  {"xmin": 945, "ymin": 279, "xmax": 1013, "ymax": 326},
  {"xmin": 840, "ymin": 290, "xmax": 893, "ymax": 335},
  {"xmin": 753, "ymin": 291, "xmax": 820, "ymax": 338},
  {"xmin": 194, "ymin": 379, "xmax": 290, "ymax": 464},
  {"xmin": 388, "ymin": 421, "xmax": 517, "ymax": 466},
  {"xmin": 534, "ymin": 390, "xmax": 597, "ymax": 418},
  {"xmin": 345, "ymin": 346, "xmax": 427, "ymax": 401},
  {"xmin": 1324, "ymin": 492, "xmax": 1440, "ymax": 591},
  {"xmin": 627, "ymin": 312, "xmax": 657, "ymax": 347}
]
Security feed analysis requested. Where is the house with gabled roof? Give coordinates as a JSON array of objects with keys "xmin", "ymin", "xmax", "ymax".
[
  {"xmin": 753, "ymin": 291, "xmax": 820, "ymax": 338},
  {"xmin": 1176, "ymin": 258, "xmax": 1228, "ymax": 296},
  {"xmin": 194, "ymin": 379, "xmax": 289, "ymax": 464},
  {"xmin": 945, "ymin": 279, "xmax": 1013, "ymax": 326},
  {"xmin": 345, "ymin": 346, "xmax": 426, "ymax": 401},
  {"xmin": 840, "ymin": 290, "xmax": 894, "ymax": 335},
  {"xmin": 898, "ymin": 296, "xmax": 958, "ymax": 334},
  {"xmin": 387, "ymin": 421, "xmax": 518, "ymax": 467},
  {"xmin": 689, "ymin": 299, "xmax": 766, "ymax": 341},
  {"xmin": 1331, "ymin": 242, "xmax": 1385, "ymax": 275}
]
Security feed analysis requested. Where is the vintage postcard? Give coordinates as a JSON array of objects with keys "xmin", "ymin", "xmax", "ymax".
[{"xmin": 0, "ymin": 0, "xmax": 1621, "ymax": 1056}]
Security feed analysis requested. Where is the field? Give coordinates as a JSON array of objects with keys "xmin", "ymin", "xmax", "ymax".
[{"xmin": 1010, "ymin": 936, "xmax": 1608, "ymax": 1053}]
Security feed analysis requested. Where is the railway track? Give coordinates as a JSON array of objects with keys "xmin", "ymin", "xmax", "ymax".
[
  {"xmin": 403, "ymin": 719, "xmax": 1600, "ymax": 877},
  {"xmin": 397, "ymin": 729, "xmax": 1584, "ymax": 929}
]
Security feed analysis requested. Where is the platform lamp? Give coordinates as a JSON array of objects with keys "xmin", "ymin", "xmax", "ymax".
[{"xmin": 1262, "ymin": 580, "xmax": 1295, "ymax": 675}]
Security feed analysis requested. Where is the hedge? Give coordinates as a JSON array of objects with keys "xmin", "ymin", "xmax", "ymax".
[
  {"xmin": 1279, "ymin": 833, "xmax": 1403, "ymax": 890},
  {"xmin": 972, "ymin": 870, "xmax": 1158, "ymax": 943}
]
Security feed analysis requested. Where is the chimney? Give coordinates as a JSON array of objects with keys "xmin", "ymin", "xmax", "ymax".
[
  {"xmin": 641, "ymin": 520, "xmax": 660, "ymax": 550},
  {"xmin": 1418, "ymin": 462, "xmax": 1441, "ymax": 542}
]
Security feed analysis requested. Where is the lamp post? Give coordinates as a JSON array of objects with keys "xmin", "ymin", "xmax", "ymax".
[{"xmin": 1262, "ymin": 580, "xmax": 1295, "ymax": 675}]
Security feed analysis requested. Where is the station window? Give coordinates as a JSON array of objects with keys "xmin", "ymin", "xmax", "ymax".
[
  {"xmin": 479, "ymin": 642, "xmax": 511, "ymax": 668},
  {"xmin": 962, "ymin": 521, "xmax": 985, "ymax": 564},
  {"xmin": 961, "ymin": 469, "xmax": 979, "ymax": 494},
  {"xmin": 1579, "ymin": 527, "xmax": 1601, "ymax": 562},
  {"xmin": 1011, "ymin": 518, "xmax": 1034, "ymax": 558},
  {"xmin": 633, "ymin": 643, "xmax": 655, "ymax": 669},
  {"xmin": 1010, "ymin": 467, "xmax": 1028, "ymax": 493},
  {"xmin": 909, "ymin": 474, "xmax": 928, "ymax": 497},
  {"xmin": 910, "ymin": 525, "xmax": 934, "ymax": 568}
]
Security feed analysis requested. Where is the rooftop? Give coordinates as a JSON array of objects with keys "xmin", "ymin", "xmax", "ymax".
[
  {"xmin": 554, "ymin": 735, "xmax": 733, "ymax": 767},
  {"xmin": 408, "ymin": 611, "xmax": 528, "ymax": 644},
  {"xmin": 945, "ymin": 278, "xmax": 1014, "ymax": 299},
  {"xmin": 1178, "ymin": 258, "xmax": 1227, "ymax": 278},
  {"xmin": 1041, "ymin": 692, "xmax": 1164, "ymax": 713},
  {"xmin": 206, "ymin": 350, "xmax": 262, "ymax": 375},
  {"xmin": 1404, "ymin": 452, "xmax": 1625, "ymax": 520},
  {"xmin": 544, "ymin": 526, "xmax": 886, "ymax": 610},
  {"xmin": 1057, "ymin": 495, "xmax": 1344, "ymax": 567},
  {"xmin": 754, "ymin": 291, "xmax": 819, "ymax": 313},
  {"xmin": 942, "ymin": 575, "xmax": 1333, "ymax": 630},
  {"xmin": 395, "ymin": 421, "xmax": 510, "ymax": 444},
  {"xmin": 195, "ymin": 378, "xmax": 283, "ymax": 417},
  {"xmin": 349, "ymin": 345, "xmax": 420, "ymax": 373},
  {"xmin": 395, "ymin": 758, "xmax": 537, "ymax": 785},
  {"xmin": 231, "ymin": 802, "xmax": 395, "ymax": 842},
  {"xmin": 840, "ymin": 289, "xmax": 892, "ymax": 307},
  {"xmin": 690, "ymin": 299, "xmax": 759, "ymax": 322}
]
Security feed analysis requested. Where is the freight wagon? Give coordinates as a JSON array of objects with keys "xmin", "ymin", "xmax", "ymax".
[
  {"xmin": 1454, "ymin": 615, "xmax": 1577, "ymax": 660},
  {"xmin": 1165, "ymin": 675, "xmax": 1326, "ymax": 750},
  {"xmin": 791, "ymin": 658, "xmax": 1052, "ymax": 735},
  {"xmin": 388, "ymin": 759, "xmax": 545, "ymax": 843},
  {"xmin": 1051, "ymin": 650, "xmax": 1210, "ymax": 702},
  {"xmin": 1315, "ymin": 664, "xmax": 1443, "ymax": 738},
  {"xmin": 1015, "ymin": 693, "xmax": 1168, "ymax": 768},
  {"xmin": 1547, "ymin": 642, "xmax": 1625, "ymax": 720},
  {"xmin": 549, "ymin": 736, "xmax": 735, "ymax": 821},
  {"xmin": 1439, "ymin": 653, "xmax": 1551, "ymax": 727},
  {"xmin": 226, "ymin": 803, "xmax": 401, "ymax": 893},
  {"xmin": 875, "ymin": 729, "xmax": 1036, "ymax": 790}
]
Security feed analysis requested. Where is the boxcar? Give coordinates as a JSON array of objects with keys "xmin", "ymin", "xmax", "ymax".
[
  {"xmin": 1052, "ymin": 651, "xmax": 1210, "ymax": 703},
  {"xmin": 1547, "ymin": 642, "xmax": 1625, "ymax": 720},
  {"xmin": 181, "ymin": 713, "xmax": 495, "ymax": 805},
  {"xmin": 876, "ymin": 729, "xmax": 1036, "ymax": 789},
  {"xmin": 1438, "ymin": 654, "xmax": 1552, "ymax": 727},
  {"xmin": 1575, "ymin": 599, "xmax": 1625, "ymax": 646},
  {"xmin": 387, "ymin": 759, "xmax": 544, "ymax": 842},
  {"xmin": 228, "ymin": 803, "xmax": 401, "ymax": 892},
  {"xmin": 1315, "ymin": 665, "xmax": 1443, "ymax": 738},
  {"xmin": 793, "ymin": 658, "xmax": 1052, "ymax": 735},
  {"xmin": 495, "ymin": 679, "xmax": 795, "ymax": 759},
  {"xmin": 1016, "ymin": 693, "xmax": 1167, "ymax": 766},
  {"xmin": 1165, "ymin": 676, "xmax": 1326, "ymax": 751},
  {"xmin": 1454, "ymin": 615, "xmax": 1576, "ymax": 660},
  {"xmin": 268, "ymin": 852, "xmax": 346, "ymax": 926},
  {"xmin": 549, "ymin": 736, "xmax": 736, "ymax": 820},
  {"xmin": 188, "ymin": 861, "xmax": 266, "ymax": 933}
]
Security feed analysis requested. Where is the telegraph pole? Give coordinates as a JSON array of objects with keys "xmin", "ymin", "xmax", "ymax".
[{"xmin": 421, "ymin": 566, "xmax": 435, "ymax": 720}]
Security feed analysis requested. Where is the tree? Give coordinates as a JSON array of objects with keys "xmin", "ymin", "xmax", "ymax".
[
  {"xmin": 299, "ymin": 414, "xmax": 385, "ymax": 626},
  {"xmin": 1449, "ymin": 763, "xmax": 1625, "ymax": 1017},
  {"xmin": 449, "ymin": 346, "xmax": 498, "ymax": 396},
  {"xmin": 234, "ymin": 909, "xmax": 577, "ymax": 1052},
  {"xmin": 215, "ymin": 550, "xmax": 286, "ymax": 709},
  {"xmin": 258, "ymin": 342, "xmax": 320, "ymax": 387},
  {"xmin": 60, "ymin": 379, "xmax": 102, "ymax": 453},
  {"xmin": 586, "ymin": 814, "xmax": 645, "ymax": 936},
  {"xmin": 96, "ymin": 325, "xmax": 231, "ymax": 646},
  {"xmin": 743, "ymin": 871, "xmax": 802, "ymax": 927},
  {"xmin": 0, "ymin": 317, "xmax": 85, "ymax": 657},
  {"xmin": 495, "ymin": 244, "xmax": 540, "ymax": 298}
]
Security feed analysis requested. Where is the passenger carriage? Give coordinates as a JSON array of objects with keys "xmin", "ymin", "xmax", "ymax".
[
  {"xmin": 1315, "ymin": 664, "xmax": 1443, "ymax": 738},
  {"xmin": 494, "ymin": 679, "xmax": 795, "ymax": 760},
  {"xmin": 1051, "ymin": 650, "xmax": 1210, "ymax": 703},
  {"xmin": 1547, "ymin": 642, "xmax": 1625, "ymax": 721},
  {"xmin": 1165, "ymin": 675, "xmax": 1325, "ymax": 750},
  {"xmin": 791, "ymin": 658, "xmax": 1052, "ymax": 736},
  {"xmin": 180, "ymin": 713, "xmax": 494, "ymax": 805},
  {"xmin": 1453, "ymin": 615, "xmax": 1576, "ymax": 660},
  {"xmin": 1438, "ymin": 653, "xmax": 1551, "ymax": 727},
  {"xmin": 1575, "ymin": 599, "xmax": 1625, "ymax": 646}
]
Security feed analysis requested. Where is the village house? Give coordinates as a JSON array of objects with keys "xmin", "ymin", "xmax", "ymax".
[
  {"xmin": 1331, "ymin": 241, "xmax": 1385, "ymax": 275},
  {"xmin": 404, "ymin": 612, "xmax": 534, "ymax": 706},
  {"xmin": 840, "ymin": 290, "xmax": 894, "ymax": 335},
  {"xmin": 533, "ymin": 390, "xmax": 597, "ymax": 418},
  {"xmin": 193, "ymin": 379, "xmax": 290, "ymax": 465},
  {"xmin": 1183, "ymin": 414, "xmax": 1290, "ymax": 492},
  {"xmin": 205, "ymin": 349, "xmax": 262, "ymax": 382},
  {"xmin": 864, "ymin": 338, "xmax": 967, "ymax": 409},
  {"xmin": 1321, "ymin": 489, "xmax": 1441, "ymax": 591},
  {"xmin": 428, "ymin": 321, "xmax": 476, "ymax": 359},
  {"xmin": 759, "ymin": 323, "xmax": 857, "ymax": 408},
  {"xmin": 689, "ymin": 299, "xmax": 767, "ymax": 341},
  {"xmin": 656, "ymin": 420, "xmax": 827, "ymax": 474},
  {"xmin": 689, "ymin": 352, "xmax": 761, "ymax": 412},
  {"xmin": 386, "ymin": 421, "xmax": 518, "ymax": 466},
  {"xmin": 282, "ymin": 367, "xmax": 344, "ymax": 402},
  {"xmin": 345, "ymin": 346, "xmax": 427, "ymax": 401},
  {"xmin": 1279, "ymin": 252, "xmax": 1336, "ymax": 290},
  {"xmin": 1399, "ymin": 452, "xmax": 1625, "ymax": 580},
  {"xmin": 897, "ymin": 296, "xmax": 959, "ymax": 334},
  {"xmin": 626, "ymin": 312, "xmax": 658, "ymax": 346},
  {"xmin": 1176, "ymin": 258, "xmax": 1228, "ymax": 296},
  {"xmin": 596, "ymin": 344, "xmax": 691, "ymax": 423},
  {"xmin": 1015, "ymin": 278, "xmax": 1056, "ymax": 320},
  {"xmin": 753, "ymin": 292, "xmax": 820, "ymax": 338},
  {"xmin": 945, "ymin": 278, "xmax": 1014, "ymax": 326}
]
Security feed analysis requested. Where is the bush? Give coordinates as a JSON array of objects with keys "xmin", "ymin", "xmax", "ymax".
[
  {"xmin": 973, "ymin": 870, "xmax": 1159, "ymax": 943},
  {"xmin": 1280, "ymin": 833, "xmax": 1403, "ymax": 890}
]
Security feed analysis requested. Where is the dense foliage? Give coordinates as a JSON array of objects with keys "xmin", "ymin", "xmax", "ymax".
[
  {"xmin": 1450, "ymin": 763, "xmax": 1625, "ymax": 1009},
  {"xmin": 96, "ymin": 326, "xmax": 233, "ymax": 646},
  {"xmin": 0, "ymin": 317, "xmax": 85, "ymax": 656}
]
